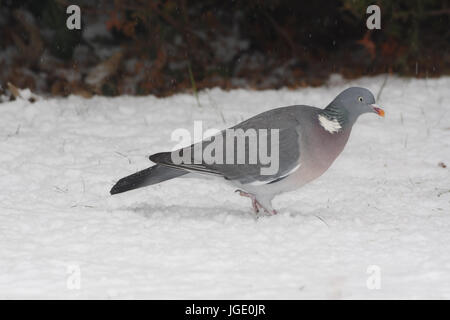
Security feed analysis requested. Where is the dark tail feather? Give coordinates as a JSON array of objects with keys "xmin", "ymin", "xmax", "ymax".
[{"xmin": 110, "ymin": 165, "xmax": 187, "ymax": 195}]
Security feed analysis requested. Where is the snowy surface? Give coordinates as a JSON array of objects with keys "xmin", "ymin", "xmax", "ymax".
[{"xmin": 0, "ymin": 76, "xmax": 449, "ymax": 299}]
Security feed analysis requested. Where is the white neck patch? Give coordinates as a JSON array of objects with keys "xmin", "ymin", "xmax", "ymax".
[{"xmin": 318, "ymin": 114, "xmax": 341, "ymax": 133}]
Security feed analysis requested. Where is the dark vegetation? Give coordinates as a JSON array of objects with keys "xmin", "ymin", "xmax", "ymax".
[{"xmin": 0, "ymin": 0, "xmax": 448, "ymax": 98}]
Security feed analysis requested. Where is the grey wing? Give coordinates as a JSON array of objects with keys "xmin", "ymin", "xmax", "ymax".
[
  {"xmin": 151, "ymin": 105, "xmax": 305, "ymax": 185},
  {"xmin": 211, "ymin": 126, "xmax": 301, "ymax": 185}
]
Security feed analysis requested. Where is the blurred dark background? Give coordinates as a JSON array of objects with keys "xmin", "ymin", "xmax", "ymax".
[{"xmin": 0, "ymin": 0, "xmax": 448, "ymax": 98}]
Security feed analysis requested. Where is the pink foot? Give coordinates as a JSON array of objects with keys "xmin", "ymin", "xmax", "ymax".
[
  {"xmin": 235, "ymin": 190, "xmax": 277, "ymax": 215},
  {"xmin": 236, "ymin": 189, "xmax": 260, "ymax": 213}
]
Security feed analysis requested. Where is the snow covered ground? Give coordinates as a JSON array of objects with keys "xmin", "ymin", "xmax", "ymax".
[{"xmin": 0, "ymin": 76, "xmax": 449, "ymax": 299}]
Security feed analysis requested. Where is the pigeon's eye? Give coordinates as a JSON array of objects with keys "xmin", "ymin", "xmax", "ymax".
[{"xmin": 358, "ymin": 96, "xmax": 364, "ymax": 102}]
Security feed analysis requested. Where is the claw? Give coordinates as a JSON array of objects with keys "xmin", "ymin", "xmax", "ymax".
[
  {"xmin": 235, "ymin": 189, "xmax": 248, "ymax": 197},
  {"xmin": 252, "ymin": 198, "xmax": 260, "ymax": 213}
]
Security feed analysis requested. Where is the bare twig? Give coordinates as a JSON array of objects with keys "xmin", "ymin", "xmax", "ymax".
[
  {"xmin": 206, "ymin": 90, "xmax": 226, "ymax": 124},
  {"xmin": 115, "ymin": 152, "xmax": 131, "ymax": 164},
  {"xmin": 315, "ymin": 215, "xmax": 330, "ymax": 228},
  {"xmin": 376, "ymin": 74, "xmax": 389, "ymax": 102},
  {"xmin": 187, "ymin": 61, "xmax": 202, "ymax": 108},
  {"xmin": 5, "ymin": 124, "xmax": 21, "ymax": 140}
]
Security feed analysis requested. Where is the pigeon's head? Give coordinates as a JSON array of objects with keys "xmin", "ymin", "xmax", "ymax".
[{"xmin": 331, "ymin": 87, "xmax": 385, "ymax": 122}]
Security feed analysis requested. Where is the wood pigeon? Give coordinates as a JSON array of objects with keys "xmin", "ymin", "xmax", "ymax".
[{"xmin": 111, "ymin": 87, "xmax": 384, "ymax": 215}]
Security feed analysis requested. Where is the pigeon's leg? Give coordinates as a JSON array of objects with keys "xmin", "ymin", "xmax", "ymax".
[
  {"xmin": 254, "ymin": 195, "xmax": 278, "ymax": 215},
  {"xmin": 255, "ymin": 201, "xmax": 277, "ymax": 215},
  {"xmin": 235, "ymin": 189, "xmax": 260, "ymax": 213},
  {"xmin": 235, "ymin": 190, "xmax": 276, "ymax": 215}
]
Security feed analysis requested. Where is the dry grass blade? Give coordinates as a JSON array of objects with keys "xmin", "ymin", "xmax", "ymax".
[{"xmin": 7, "ymin": 82, "xmax": 22, "ymax": 99}]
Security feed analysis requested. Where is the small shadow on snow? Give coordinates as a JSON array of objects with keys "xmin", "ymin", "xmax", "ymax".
[
  {"xmin": 114, "ymin": 201, "xmax": 330, "ymax": 223},
  {"xmin": 123, "ymin": 202, "xmax": 254, "ymax": 220}
]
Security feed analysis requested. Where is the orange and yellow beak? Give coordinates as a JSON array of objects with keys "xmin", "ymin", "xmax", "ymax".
[{"xmin": 371, "ymin": 104, "xmax": 385, "ymax": 117}]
